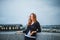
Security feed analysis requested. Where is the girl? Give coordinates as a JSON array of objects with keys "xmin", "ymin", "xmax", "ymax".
[{"xmin": 23, "ymin": 13, "xmax": 41, "ymax": 40}]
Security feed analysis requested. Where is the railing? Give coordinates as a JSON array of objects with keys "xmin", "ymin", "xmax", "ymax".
[
  {"xmin": 0, "ymin": 24, "xmax": 60, "ymax": 33},
  {"xmin": 0, "ymin": 24, "xmax": 25, "ymax": 31}
]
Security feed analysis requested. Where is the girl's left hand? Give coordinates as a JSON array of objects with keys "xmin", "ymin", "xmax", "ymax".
[
  {"xmin": 30, "ymin": 31, "xmax": 36, "ymax": 35},
  {"xmin": 32, "ymin": 31, "xmax": 36, "ymax": 33}
]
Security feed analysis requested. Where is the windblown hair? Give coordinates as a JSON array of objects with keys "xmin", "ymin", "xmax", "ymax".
[{"xmin": 27, "ymin": 13, "xmax": 37, "ymax": 26}]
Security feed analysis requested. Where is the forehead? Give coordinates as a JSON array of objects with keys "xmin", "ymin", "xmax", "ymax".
[
  {"xmin": 30, "ymin": 14, "xmax": 33, "ymax": 16},
  {"xmin": 30, "ymin": 15, "xmax": 34, "ymax": 17}
]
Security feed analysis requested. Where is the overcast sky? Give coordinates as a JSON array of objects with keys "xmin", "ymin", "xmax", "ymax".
[{"xmin": 0, "ymin": 0, "xmax": 60, "ymax": 25}]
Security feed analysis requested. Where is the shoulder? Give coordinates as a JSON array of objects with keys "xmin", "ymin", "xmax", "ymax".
[
  {"xmin": 33, "ymin": 21, "xmax": 40, "ymax": 27},
  {"xmin": 35, "ymin": 21, "xmax": 40, "ymax": 25}
]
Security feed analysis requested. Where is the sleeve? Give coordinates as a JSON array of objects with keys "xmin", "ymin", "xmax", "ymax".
[
  {"xmin": 23, "ymin": 29, "xmax": 27, "ymax": 33},
  {"xmin": 23, "ymin": 25, "xmax": 30, "ymax": 33},
  {"xmin": 36, "ymin": 22, "xmax": 41, "ymax": 32}
]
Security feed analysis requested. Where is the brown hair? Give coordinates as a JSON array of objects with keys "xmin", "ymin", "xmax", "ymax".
[{"xmin": 27, "ymin": 13, "xmax": 37, "ymax": 26}]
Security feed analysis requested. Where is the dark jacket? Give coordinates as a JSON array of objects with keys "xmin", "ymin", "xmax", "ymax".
[{"xmin": 23, "ymin": 21, "xmax": 41, "ymax": 37}]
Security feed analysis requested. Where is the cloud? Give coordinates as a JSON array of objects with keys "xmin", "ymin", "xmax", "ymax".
[{"xmin": 0, "ymin": 0, "xmax": 60, "ymax": 25}]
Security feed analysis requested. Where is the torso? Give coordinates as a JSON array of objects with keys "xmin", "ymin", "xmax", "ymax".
[{"xmin": 25, "ymin": 21, "xmax": 36, "ymax": 38}]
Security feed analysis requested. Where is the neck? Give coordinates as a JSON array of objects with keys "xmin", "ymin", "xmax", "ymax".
[{"xmin": 32, "ymin": 20, "xmax": 34, "ymax": 22}]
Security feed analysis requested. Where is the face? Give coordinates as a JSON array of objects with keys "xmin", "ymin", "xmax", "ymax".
[{"xmin": 30, "ymin": 14, "xmax": 34, "ymax": 21}]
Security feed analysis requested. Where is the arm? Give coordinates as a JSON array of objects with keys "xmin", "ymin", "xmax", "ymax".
[
  {"xmin": 23, "ymin": 29, "xmax": 27, "ymax": 33},
  {"xmin": 37, "ymin": 22, "xmax": 41, "ymax": 32},
  {"xmin": 23, "ymin": 25, "xmax": 30, "ymax": 33}
]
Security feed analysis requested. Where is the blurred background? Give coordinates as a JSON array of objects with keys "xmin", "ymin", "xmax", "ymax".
[
  {"xmin": 0, "ymin": 0, "xmax": 60, "ymax": 40},
  {"xmin": 0, "ymin": 0, "xmax": 60, "ymax": 25}
]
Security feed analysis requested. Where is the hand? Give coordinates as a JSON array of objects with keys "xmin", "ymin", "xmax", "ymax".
[
  {"xmin": 16, "ymin": 31, "xmax": 23, "ymax": 34},
  {"xmin": 32, "ymin": 31, "xmax": 36, "ymax": 33},
  {"xmin": 30, "ymin": 31, "xmax": 36, "ymax": 35}
]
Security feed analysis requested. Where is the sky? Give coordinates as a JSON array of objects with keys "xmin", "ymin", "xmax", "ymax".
[{"xmin": 0, "ymin": 0, "xmax": 60, "ymax": 25}]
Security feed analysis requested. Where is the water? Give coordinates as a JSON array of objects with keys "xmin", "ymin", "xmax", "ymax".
[
  {"xmin": 0, "ymin": 32, "xmax": 60, "ymax": 40},
  {"xmin": 0, "ymin": 25, "xmax": 60, "ymax": 40}
]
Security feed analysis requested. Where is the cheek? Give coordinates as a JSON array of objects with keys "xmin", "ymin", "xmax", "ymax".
[
  {"xmin": 30, "ymin": 15, "xmax": 34, "ymax": 20},
  {"xmin": 31, "ymin": 17, "xmax": 34, "ymax": 20}
]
